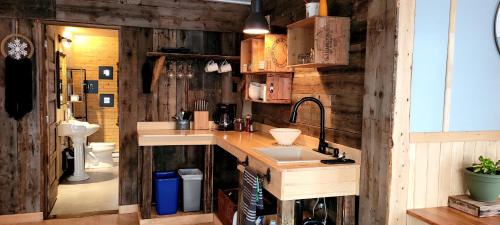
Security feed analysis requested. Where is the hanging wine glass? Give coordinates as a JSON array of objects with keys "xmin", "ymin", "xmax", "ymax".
[
  {"xmin": 177, "ymin": 62, "xmax": 184, "ymax": 79},
  {"xmin": 167, "ymin": 61, "xmax": 175, "ymax": 79},
  {"xmin": 186, "ymin": 62, "xmax": 194, "ymax": 79}
]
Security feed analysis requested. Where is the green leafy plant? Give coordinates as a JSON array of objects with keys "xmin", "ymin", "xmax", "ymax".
[{"xmin": 472, "ymin": 156, "xmax": 500, "ymax": 175}]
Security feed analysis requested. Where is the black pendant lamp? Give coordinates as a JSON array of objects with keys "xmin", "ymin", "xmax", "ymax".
[{"xmin": 243, "ymin": 0, "xmax": 270, "ymax": 34}]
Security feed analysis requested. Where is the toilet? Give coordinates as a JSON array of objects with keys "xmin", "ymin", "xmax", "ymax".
[{"xmin": 85, "ymin": 142, "xmax": 115, "ymax": 168}]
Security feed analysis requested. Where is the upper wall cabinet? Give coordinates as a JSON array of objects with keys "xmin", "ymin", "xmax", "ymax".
[
  {"xmin": 240, "ymin": 34, "xmax": 293, "ymax": 74},
  {"xmin": 287, "ymin": 16, "xmax": 350, "ymax": 68}
]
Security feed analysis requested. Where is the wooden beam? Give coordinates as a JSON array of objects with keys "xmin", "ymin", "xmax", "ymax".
[
  {"xmin": 119, "ymin": 26, "xmax": 141, "ymax": 207},
  {"xmin": 203, "ymin": 145, "xmax": 214, "ymax": 213},
  {"xmin": 237, "ymin": 171, "xmax": 244, "ymax": 225},
  {"xmin": 336, "ymin": 196, "xmax": 356, "ymax": 225},
  {"xmin": 359, "ymin": 0, "xmax": 415, "ymax": 225},
  {"xmin": 410, "ymin": 131, "xmax": 500, "ymax": 143},
  {"xmin": 140, "ymin": 146, "xmax": 153, "ymax": 219},
  {"xmin": 277, "ymin": 200, "xmax": 295, "ymax": 225},
  {"xmin": 442, "ymin": 0, "xmax": 457, "ymax": 132},
  {"xmin": 55, "ymin": 0, "xmax": 250, "ymax": 32}
]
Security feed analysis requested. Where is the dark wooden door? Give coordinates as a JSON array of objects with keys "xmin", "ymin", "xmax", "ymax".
[{"xmin": 40, "ymin": 24, "xmax": 58, "ymax": 217}]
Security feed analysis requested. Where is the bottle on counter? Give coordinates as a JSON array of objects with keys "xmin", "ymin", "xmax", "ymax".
[
  {"xmin": 245, "ymin": 114, "xmax": 252, "ymax": 132},
  {"xmin": 234, "ymin": 118, "xmax": 244, "ymax": 132}
]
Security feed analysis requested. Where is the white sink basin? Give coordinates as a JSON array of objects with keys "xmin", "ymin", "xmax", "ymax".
[
  {"xmin": 57, "ymin": 120, "xmax": 100, "ymax": 182},
  {"xmin": 58, "ymin": 120, "xmax": 100, "ymax": 138},
  {"xmin": 255, "ymin": 146, "xmax": 331, "ymax": 164}
]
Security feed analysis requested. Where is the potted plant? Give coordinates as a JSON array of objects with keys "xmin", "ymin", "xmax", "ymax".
[{"xmin": 464, "ymin": 156, "xmax": 500, "ymax": 202}]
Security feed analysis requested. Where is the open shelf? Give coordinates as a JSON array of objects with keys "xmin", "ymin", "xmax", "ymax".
[
  {"xmin": 146, "ymin": 52, "xmax": 240, "ymax": 61},
  {"xmin": 240, "ymin": 34, "xmax": 292, "ymax": 73},
  {"xmin": 287, "ymin": 16, "xmax": 350, "ymax": 68},
  {"xmin": 244, "ymin": 73, "xmax": 292, "ymax": 104}
]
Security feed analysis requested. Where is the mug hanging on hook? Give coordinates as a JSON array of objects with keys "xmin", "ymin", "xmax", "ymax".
[{"xmin": 218, "ymin": 59, "xmax": 232, "ymax": 73}]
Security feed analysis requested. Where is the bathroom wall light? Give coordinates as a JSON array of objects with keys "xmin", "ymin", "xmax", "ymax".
[
  {"xmin": 58, "ymin": 34, "xmax": 72, "ymax": 48},
  {"xmin": 243, "ymin": 0, "xmax": 269, "ymax": 35}
]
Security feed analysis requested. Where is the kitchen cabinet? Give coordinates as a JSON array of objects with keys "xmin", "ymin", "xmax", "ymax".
[
  {"xmin": 137, "ymin": 122, "xmax": 360, "ymax": 225},
  {"xmin": 244, "ymin": 73, "xmax": 293, "ymax": 104},
  {"xmin": 287, "ymin": 16, "xmax": 350, "ymax": 68},
  {"xmin": 240, "ymin": 34, "xmax": 293, "ymax": 74}
]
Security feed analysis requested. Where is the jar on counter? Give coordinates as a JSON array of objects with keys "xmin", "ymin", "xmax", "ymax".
[
  {"xmin": 234, "ymin": 118, "xmax": 244, "ymax": 132},
  {"xmin": 245, "ymin": 114, "xmax": 252, "ymax": 132}
]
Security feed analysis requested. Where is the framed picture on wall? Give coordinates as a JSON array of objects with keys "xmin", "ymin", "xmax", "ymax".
[
  {"xmin": 99, "ymin": 66, "xmax": 113, "ymax": 80},
  {"xmin": 99, "ymin": 94, "xmax": 114, "ymax": 107}
]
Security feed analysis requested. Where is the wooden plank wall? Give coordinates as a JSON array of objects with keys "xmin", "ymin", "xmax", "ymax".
[
  {"xmin": 0, "ymin": 0, "xmax": 249, "ymax": 33},
  {"xmin": 0, "ymin": 19, "xmax": 42, "ymax": 215},
  {"xmin": 254, "ymin": 0, "xmax": 368, "ymax": 150},
  {"xmin": 407, "ymin": 133, "xmax": 500, "ymax": 211},
  {"xmin": 0, "ymin": 0, "xmax": 55, "ymax": 19},
  {"xmin": 359, "ymin": 0, "xmax": 415, "ymax": 224},
  {"xmin": 119, "ymin": 27, "xmax": 242, "ymax": 206},
  {"xmin": 55, "ymin": 0, "xmax": 249, "ymax": 32}
]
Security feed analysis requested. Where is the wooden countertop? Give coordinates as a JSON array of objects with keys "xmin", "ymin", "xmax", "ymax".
[
  {"xmin": 138, "ymin": 127, "xmax": 360, "ymax": 171},
  {"xmin": 407, "ymin": 207, "xmax": 500, "ymax": 225},
  {"xmin": 137, "ymin": 122, "xmax": 360, "ymax": 200}
]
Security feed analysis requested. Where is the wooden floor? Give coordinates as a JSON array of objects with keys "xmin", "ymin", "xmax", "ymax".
[{"xmin": 9, "ymin": 213, "xmax": 215, "ymax": 225}]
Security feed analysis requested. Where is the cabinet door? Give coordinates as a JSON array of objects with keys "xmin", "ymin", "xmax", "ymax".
[{"xmin": 266, "ymin": 74, "xmax": 292, "ymax": 103}]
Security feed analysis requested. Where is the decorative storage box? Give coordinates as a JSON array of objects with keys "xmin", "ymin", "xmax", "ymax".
[{"xmin": 448, "ymin": 195, "xmax": 500, "ymax": 217}]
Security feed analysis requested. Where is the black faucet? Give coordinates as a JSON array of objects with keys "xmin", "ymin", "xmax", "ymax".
[{"xmin": 289, "ymin": 97, "xmax": 329, "ymax": 154}]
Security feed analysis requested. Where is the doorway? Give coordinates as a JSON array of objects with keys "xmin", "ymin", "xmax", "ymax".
[{"xmin": 43, "ymin": 24, "xmax": 120, "ymax": 218}]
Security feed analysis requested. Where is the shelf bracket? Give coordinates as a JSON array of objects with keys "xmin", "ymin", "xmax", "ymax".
[{"xmin": 150, "ymin": 55, "xmax": 166, "ymax": 91}]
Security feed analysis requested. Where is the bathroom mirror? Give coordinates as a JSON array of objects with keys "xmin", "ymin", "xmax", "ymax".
[
  {"xmin": 56, "ymin": 51, "xmax": 68, "ymax": 108},
  {"xmin": 496, "ymin": 2, "xmax": 500, "ymax": 53}
]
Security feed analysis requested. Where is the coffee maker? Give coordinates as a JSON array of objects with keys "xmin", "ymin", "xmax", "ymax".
[{"xmin": 212, "ymin": 104, "xmax": 236, "ymax": 131}]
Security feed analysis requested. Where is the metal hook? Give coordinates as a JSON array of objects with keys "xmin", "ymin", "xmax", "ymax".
[{"xmin": 237, "ymin": 156, "xmax": 249, "ymax": 167}]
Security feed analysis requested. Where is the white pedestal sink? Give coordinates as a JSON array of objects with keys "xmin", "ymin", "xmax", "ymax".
[{"xmin": 58, "ymin": 120, "xmax": 100, "ymax": 182}]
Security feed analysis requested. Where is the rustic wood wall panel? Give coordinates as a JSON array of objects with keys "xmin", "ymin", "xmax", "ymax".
[
  {"xmin": 0, "ymin": 0, "xmax": 55, "ymax": 19},
  {"xmin": 253, "ymin": 0, "xmax": 367, "ymax": 150},
  {"xmin": 407, "ymin": 133, "xmax": 500, "ymax": 211},
  {"xmin": 0, "ymin": 19, "xmax": 41, "ymax": 215},
  {"xmin": 119, "ymin": 27, "xmax": 242, "ymax": 205},
  {"xmin": 55, "ymin": 0, "xmax": 250, "ymax": 32},
  {"xmin": 119, "ymin": 26, "xmax": 153, "ymax": 206},
  {"xmin": 359, "ymin": 0, "xmax": 415, "ymax": 224}
]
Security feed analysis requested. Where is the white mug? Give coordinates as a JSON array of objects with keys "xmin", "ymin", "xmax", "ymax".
[
  {"xmin": 218, "ymin": 60, "xmax": 232, "ymax": 73},
  {"xmin": 306, "ymin": 3, "xmax": 319, "ymax": 18},
  {"xmin": 205, "ymin": 60, "xmax": 219, "ymax": 72}
]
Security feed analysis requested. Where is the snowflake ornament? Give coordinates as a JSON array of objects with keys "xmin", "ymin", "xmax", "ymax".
[{"xmin": 7, "ymin": 38, "xmax": 28, "ymax": 60}]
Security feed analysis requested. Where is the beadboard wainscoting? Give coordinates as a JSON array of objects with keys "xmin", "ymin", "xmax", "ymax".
[{"xmin": 407, "ymin": 131, "xmax": 500, "ymax": 223}]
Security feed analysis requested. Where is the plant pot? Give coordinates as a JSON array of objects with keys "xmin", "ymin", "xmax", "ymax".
[{"xmin": 464, "ymin": 167, "xmax": 500, "ymax": 202}]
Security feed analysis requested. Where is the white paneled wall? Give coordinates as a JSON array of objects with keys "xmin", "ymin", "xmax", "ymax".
[{"xmin": 407, "ymin": 133, "xmax": 500, "ymax": 210}]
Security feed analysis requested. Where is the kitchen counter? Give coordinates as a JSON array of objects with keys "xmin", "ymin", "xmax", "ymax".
[{"xmin": 137, "ymin": 122, "xmax": 360, "ymax": 222}]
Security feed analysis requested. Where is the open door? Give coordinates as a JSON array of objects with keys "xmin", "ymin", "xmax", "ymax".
[{"xmin": 38, "ymin": 23, "xmax": 58, "ymax": 218}]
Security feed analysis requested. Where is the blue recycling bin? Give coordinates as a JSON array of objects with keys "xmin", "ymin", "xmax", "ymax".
[{"xmin": 154, "ymin": 171, "xmax": 179, "ymax": 215}]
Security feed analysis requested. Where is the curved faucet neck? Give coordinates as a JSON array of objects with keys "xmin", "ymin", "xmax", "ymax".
[{"xmin": 289, "ymin": 97, "xmax": 327, "ymax": 153}]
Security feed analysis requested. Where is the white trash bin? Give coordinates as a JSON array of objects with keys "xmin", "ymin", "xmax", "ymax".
[{"xmin": 178, "ymin": 168, "xmax": 203, "ymax": 212}]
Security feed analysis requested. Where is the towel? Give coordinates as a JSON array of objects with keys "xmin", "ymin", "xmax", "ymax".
[{"xmin": 242, "ymin": 168, "xmax": 264, "ymax": 225}]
